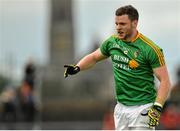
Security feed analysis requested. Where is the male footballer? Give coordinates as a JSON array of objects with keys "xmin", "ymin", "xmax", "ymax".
[{"xmin": 64, "ymin": 5, "xmax": 171, "ymax": 130}]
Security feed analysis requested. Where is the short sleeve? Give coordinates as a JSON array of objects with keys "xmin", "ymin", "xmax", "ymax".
[
  {"xmin": 100, "ymin": 38, "xmax": 111, "ymax": 57},
  {"xmin": 147, "ymin": 47, "xmax": 165, "ymax": 69}
]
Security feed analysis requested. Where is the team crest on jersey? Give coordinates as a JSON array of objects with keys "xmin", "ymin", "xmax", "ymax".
[{"xmin": 134, "ymin": 50, "xmax": 140, "ymax": 58}]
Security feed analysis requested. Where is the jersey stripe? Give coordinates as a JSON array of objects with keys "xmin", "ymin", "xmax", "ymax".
[
  {"xmin": 139, "ymin": 34, "xmax": 165, "ymax": 66},
  {"xmin": 140, "ymin": 35, "xmax": 165, "ymax": 66}
]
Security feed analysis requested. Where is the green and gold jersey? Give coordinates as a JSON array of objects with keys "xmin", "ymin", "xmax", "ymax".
[{"xmin": 100, "ymin": 32, "xmax": 165, "ymax": 106}]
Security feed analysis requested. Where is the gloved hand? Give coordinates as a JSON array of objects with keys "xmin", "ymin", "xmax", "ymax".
[
  {"xmin": 147, "ymin": 104, "xmax": 162, "ymax": 128},
  {"xmin": 141, "ymin": 104, "xmax": 162, "ymax": 128},
  {"xmin": 64, "ymin": 64, "xmax": 80, "ymax": 78}
]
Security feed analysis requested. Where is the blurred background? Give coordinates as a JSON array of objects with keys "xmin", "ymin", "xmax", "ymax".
[{"xmin": 0, "ymin": 0, "xmax": 180, "ymax": 129}]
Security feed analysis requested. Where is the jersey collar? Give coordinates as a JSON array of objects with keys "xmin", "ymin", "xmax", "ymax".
[{"xmin": 130, "ymin": 31, "xmax": 140, "ymax": 43}]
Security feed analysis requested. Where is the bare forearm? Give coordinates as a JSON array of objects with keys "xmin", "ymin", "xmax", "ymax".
[
  {"xmin": 76, "ymin": 54, "xmax": 98, "ymax": 71},
  {"xmin": 155, "ymin": 79, "xmax": 171, "ymax": 106},
  {"xmin": 76, "ymin": 48, "xmax": 108, "ymax": 71}
]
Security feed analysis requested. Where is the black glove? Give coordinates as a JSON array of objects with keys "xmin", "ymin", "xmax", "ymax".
[
  {"xmin": 141, "ymin": 104, "xmax": 162, "ymax": 128},
  {"xmin": 64, "ymin": 64, "xmax": 80, "ymax": 78}
]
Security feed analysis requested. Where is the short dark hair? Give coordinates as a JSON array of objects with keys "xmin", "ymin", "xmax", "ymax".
[{"xmin": 115, "ymin": 5, "xmax": 139, "ymax": 21}]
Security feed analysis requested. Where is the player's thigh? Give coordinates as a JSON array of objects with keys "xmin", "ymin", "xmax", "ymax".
[
  {"xmin": 114, "ymin": 103, "xmax": 129, "ymax": 130},
  {"xmin": 129, "ymin": 104, "xmax": 153, "ymax": 129}
]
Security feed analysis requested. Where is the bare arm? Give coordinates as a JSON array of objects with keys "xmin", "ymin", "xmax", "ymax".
[
  {"xmin": 153, "ymin": 65, "xmax": 171, "ymax": 106},
  {"xmin": 76, "ymin": 48, "xmax": 108, "ymax": 71}
]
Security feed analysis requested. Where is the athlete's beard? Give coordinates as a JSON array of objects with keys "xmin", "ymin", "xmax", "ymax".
[
  {"xmin": 123, "ymin": 32, "xmax": 131, "ymax": 41},
  {"xmin": 118, "ymin": 29, "xmax": 133, "ymax": 41},
  {"xmin": 118, "ymin": 25, "xmax": 134, "ymax": 41}
]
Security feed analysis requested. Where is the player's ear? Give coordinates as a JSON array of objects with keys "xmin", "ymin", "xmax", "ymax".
[{"xmin": 132, "ymin": 20, "xmax": 138, "ymax": 28}]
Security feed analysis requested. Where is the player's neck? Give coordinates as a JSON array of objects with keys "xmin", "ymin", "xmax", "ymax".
[
  {"xmin": 124, "ymin": 30, "xmax": 138, "ymax": 43},
  {"xmin": 131, "ymin": 30, "xmax": 138, "ymax": 42}
]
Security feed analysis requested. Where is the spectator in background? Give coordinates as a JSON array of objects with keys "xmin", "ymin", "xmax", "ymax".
[
  {"xmin": 19, "ymin": 60, "xmax": 36, "ymax": 122},
  {"xmin": 0, "ymin": 87, "xmax": 17, "ymax": 122},
  {"xmin": 24, "ymin": 60, "xmax": 36, "ymax": 90}
]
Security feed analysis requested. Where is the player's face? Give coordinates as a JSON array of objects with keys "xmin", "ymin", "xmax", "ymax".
[{"xmin": 115, "ymin": 15, "xmax": 137, "ymax": 41}]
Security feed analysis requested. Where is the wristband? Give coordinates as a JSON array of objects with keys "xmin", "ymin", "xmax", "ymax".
[{"xmin": 154, "ymin": 102, "xmax": 163, "ymax": 108}]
